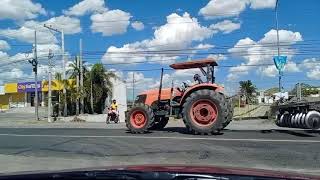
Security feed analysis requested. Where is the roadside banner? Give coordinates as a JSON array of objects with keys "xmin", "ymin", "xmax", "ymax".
[
  {"xmin": 17, "ymin": 81, "xmax": 42, "ymax": 92},
  {"xmin": 273, "ymin": 56, "xmax": 287, "ymax": 74}
]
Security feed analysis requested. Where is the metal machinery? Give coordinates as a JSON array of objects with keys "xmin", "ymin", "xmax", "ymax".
[
  {"xmin": 125, "ymin": 59, "xmax": 234, "ymax": 134},
  {"xmin": 275, "ymin": 98, "xmax": 320, "ymax": 129}
]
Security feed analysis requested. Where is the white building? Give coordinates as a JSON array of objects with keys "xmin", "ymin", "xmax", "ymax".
[
  {"xmin": 110, "ymin": 78, "xmax": 127, "ymax": 122},
  {"xmin": 257, "ymin": 90, "xmax": 274, "ymax": 104},
  {"xmin": 257, "ymin": 90, "xmax": 289, "ymax": 104},
  {"xmin": 274, "ymin": 92, "xmax": 289, "ymax": 101}
]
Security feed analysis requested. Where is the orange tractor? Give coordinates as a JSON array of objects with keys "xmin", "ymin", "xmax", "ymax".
[{"xmin": 125, "ymin": 59, "xmax": 234, "ymax": 134}]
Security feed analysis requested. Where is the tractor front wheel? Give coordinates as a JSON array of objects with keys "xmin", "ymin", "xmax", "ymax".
[
  {"xmin": 126, "ymin": 103, "xmax": 154, "ymax": 133},
  {"xmin": 182, "ymin": 89, "xmax": 226, "ymax": 135}
]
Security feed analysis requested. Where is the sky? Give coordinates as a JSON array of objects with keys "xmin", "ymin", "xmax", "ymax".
[{"xmin": 0, "ymin": 0, "xmax": 320, "ymax": 99}]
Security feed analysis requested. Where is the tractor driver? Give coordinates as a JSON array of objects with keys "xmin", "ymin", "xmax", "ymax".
[
  {"xmin": 181, "ymin": 74, "xmax": 203, "ymax": 91},
  {"xmin": 193, "ymin": 74, "xmax": 203, "ymax": 84}
]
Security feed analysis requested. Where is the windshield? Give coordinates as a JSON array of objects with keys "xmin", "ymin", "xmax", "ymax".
[{"xmin": 0, "ymin": 0, "xmax": 319, "ymax": 178}]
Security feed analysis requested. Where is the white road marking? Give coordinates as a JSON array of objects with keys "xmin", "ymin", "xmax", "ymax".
[{"xmin": 0, "ymin": 133, "xmax": 319, "ymax": 143}]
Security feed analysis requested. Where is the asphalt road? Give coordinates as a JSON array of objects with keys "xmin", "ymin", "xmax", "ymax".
[{"xmin": 0, "ymin": 127, "xmax": 319, "ymax": 175}]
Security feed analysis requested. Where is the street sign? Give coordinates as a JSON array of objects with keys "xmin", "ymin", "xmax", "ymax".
[{"xmin": 273, "ymin": 56, "xmax": 287, "ymax": 74}]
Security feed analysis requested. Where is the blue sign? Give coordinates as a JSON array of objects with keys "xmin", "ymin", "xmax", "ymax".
[{"xmin": 273, "ymin": 56, "xmax": 287, "ymax": 74}]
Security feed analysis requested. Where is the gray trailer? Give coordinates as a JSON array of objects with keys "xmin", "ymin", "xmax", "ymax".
[{"xmin": 274, "ymin": 98, "xmax": 320, "ymax": 129}]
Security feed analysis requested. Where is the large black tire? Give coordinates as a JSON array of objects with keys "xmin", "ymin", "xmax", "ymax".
[
  {"xmin": 222, "ymin": 98, "xmax": 233, "ymax": 129},
  {"xmin": 149, "ymin": 116, "xmax": 169, "ymax": 130},
  {"xmin": 182, "ymin": 89, "xmax": 226, "ymax": 135},
  {"xmin": 125, "ymin": 103, "xmax": 154, "ymax": 133}
]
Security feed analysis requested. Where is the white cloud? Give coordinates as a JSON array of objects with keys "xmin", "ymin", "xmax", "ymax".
[
  {"xmin": 260, "ymin": 65, "xmax": 277, "ymax": 77},
  {"xmin": 0, "ymin": 26, "xmax": 56, "ymax": 44},
  {"xmin": 199, "ymin": 0, "xmax": 276, "ymax": 19},
  {"xmin": 194, "ymin": 43, "xmax": 214, "ymax": 49},
  {"xmin": 207, "ymin": 54, "xmax": 227, "ymax": 61},
  {"xmin": 306, "ymin": 69, "xmax": 320, "ymax": 80},
  {"xmin": 131, "ymin": 21, "xmax": 145, "ymax": 31},
  {"xmin": 249, "ymin": 0, "xmax": 277, "ymax": 9},
  {"xmin": 301, "ymin": 58, "xmax": 320, "ymax": 80},
  {"xmin": 210, "ymin": 20, "xmax": 241, "ymax": 34},
  {"xmin": 102, "ymin": 12, "xmax": 214, "ymax": 64},
  {"xmin": 227, "ymin": 64, "xmax": 250, "ymax": 80},
  {"xmin": 0, "ymin": 0, "xmax": 46, "ymax": 20},
  {"xmin": 0, "ymin": 51, "xmax": 9, "ymax": 61},
  {"xmin": 0, "ymin": 40, "xmax": 10, "ymax": 51},
  {"xmin": 227, "ymin": 29, "xmax": 303, "ymax": 80},
  {"xmin": 91, "ymin": 9, "xmax": 131, "ymax": 36},
  {"xmin": 64, "ymin": 0, "xmax": 107, "ymax": 16},
  {"xmin": 258, "ymin": 29, "xmax": 302, "ymax": 44},
  {"xmin": 43, "ymin": 15, "xmax": 81, "ymax": 34},
  {"xmin": 301, "ymin": 58, "xmax": 318, "ymax": 69},
  {"xmin": 199, "ymin": 0, "xmax": 247, "ymax": 19},
  {"xmin": 0, "ymin": 68, "xmax": 29, "ymax": 84},
  {"xmin": 125, "ymin": 72, "xmax": 154, "ymax": 89},
  {"xmin": 0, "ymin": 15, "xmax": 81, "ymax": 44},
  {"xmin": 284, "ymin": 61, "xmax": 300, "ymax": 72},
  {"xmin": 260, "ymin": 62, "xmax": 300, "ymax": 78}
]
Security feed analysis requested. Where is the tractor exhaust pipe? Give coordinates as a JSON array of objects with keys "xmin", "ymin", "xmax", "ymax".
[{"xmin": 157, "ymin": 68, "xmax": 164, "ymax": 107}]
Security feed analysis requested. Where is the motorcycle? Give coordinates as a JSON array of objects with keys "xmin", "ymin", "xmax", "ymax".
[{"xmin": 106, "ymin": 108, "xmax": 119, "ymax": 124}]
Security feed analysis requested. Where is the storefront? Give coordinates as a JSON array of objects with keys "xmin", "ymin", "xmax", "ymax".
[
  {"xmin": 1, "ymin": 81, "xmax": 63, "ymax": 109},
  {"xmin": 17, "ymin": 81, "xmax": 42, "ymax": 107}
]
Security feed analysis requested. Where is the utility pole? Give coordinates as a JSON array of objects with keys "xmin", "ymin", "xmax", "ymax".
[
  {"xmin": 90, "ymin": 77, "xmax": 94, "ymax": 113},
  {"xmin": 79, "ymin": 38, "xmax": 84, "ymax": 114},
  {"xmin": 76, "ymin": 56, "xmax": 80, "ymax": 116},
  {"xmin": 275, "ymin": 0, "xmax": 281, "ymax": 92},
  {"xmin": 29, "ymin": 30, "xmax": 39, "ymax": 121},
  {"xmin": 43, "ymin": 24, "xmax": 67, "ymax": 116},
  {"xmin": 48, "ymin": 49, "xmax": 54, "ymax": 122}
]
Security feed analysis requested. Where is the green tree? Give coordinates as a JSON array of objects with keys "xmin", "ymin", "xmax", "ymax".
[
  {"xmin": 54, "ymin": 72, "xmax": 66, "ymax": 116},
  {"xmin": 83, "ymin": 63, "xmax": 116, "ymax": 114},
  {"xmin": 239, "ymin": 80, "xmax": 257, "ymax": 104}
]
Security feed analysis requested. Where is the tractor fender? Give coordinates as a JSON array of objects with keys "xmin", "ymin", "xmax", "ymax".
[{"xmin": 180, "ymin": 83, "xmax": 224, "ymax": 105}]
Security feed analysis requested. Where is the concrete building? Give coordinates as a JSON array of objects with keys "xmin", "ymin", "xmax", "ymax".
[
  {"xmin": 110, "ymin": 78, "xmax": 127, "ymax": 122},
  {"xmin": 257, "ymin": 90, "xmax": 274, "ymax": 104},
  {"xmin": 257, "ymin": 90, "xmax": 289, "ymax": 104}
]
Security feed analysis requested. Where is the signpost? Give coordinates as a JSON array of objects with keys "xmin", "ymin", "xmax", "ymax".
[{"xmin": 273, "ymin": 55, "xmax": 287, "ymax": 94}]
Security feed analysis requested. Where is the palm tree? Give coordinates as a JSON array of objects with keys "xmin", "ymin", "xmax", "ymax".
[
  {"xmin": 239, "ymin": 80, "xmax": 257, "ymax": 104},
  {"xmin": 67, "ymin": 57, "xmax": 81, "ymax": 115},
  {"xmin": 85, "ymin": 63, "xmax": 116, "ymax": 114},
  {"xmin": 54, "ymin": 72, "xmax": 65, "ymax": 116},
  {"xmin": 67, "ymin": 57, "xmax": 91, "ymax": 115}
]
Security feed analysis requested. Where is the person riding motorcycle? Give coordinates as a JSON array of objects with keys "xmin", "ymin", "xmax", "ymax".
[{"xmin": 106, "ymin": 99, "xmax": 119, "ymax": 124}]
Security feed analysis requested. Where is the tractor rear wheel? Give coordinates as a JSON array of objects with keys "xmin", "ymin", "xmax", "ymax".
[
  {"xmin": 182, "ymin": 89, "xmax": 226, "ymax": 135},
  {"xmin": 149, "ymin": 116, "xmax": 169, "ymax": 130},
  {"xmin": 222, "ymin": 98, "xmax": 233, "ymax": 129},
  {"xmin": 126, "ymin": 103, "xmax": 154, "ymax": 133}
]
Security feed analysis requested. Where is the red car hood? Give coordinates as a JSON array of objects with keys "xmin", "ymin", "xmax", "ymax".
[
  {"xmin": 1, "ymin": 164, "xmax": 319, "ymax": 179},
  {"xmin": 118, "ymin": 165, "xmax": 319, "ymax": 179}
]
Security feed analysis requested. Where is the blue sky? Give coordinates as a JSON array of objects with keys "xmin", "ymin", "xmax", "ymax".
[{"xmin": 0, "ymin": 0, "xmax": 320, "ymax": 97}]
